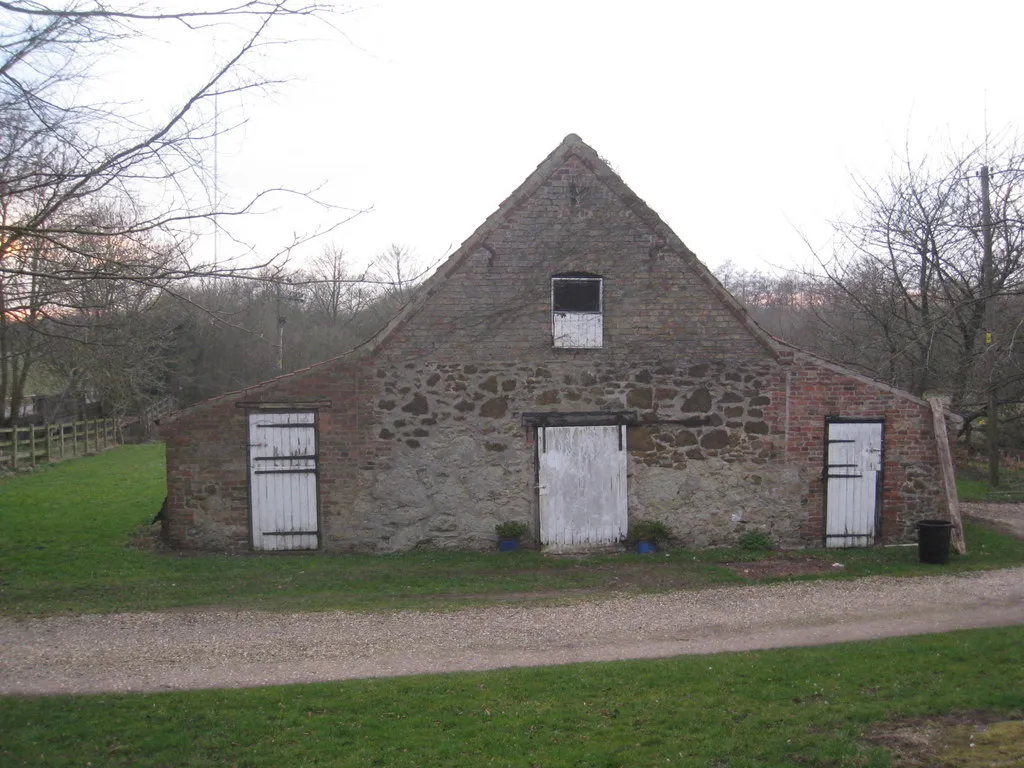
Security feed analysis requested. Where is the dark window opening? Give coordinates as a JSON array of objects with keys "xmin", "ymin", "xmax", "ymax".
[{"xmin": 552, "ymin": 277, "xmax": 601, "ymax": 313}]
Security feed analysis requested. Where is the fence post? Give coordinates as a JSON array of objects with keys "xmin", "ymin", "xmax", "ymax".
[
  {"xmin": 29, "ymin": 426, "xmax": 37, "ymax": 467},
  {"xmin": 12, "ymin": 427, "xmax": 18, "ymax": 470},
  {"xmin": 72, "ymin": 421, "xmax": 79, "ymax": 456},
  {"xmin": 59, "ymin": 422, "xmax": 65, "ymax": 460}
]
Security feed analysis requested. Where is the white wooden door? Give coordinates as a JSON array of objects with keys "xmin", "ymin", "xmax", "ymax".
[
  {"xmin": 248, "ymin": 411, "xmax": 319, "ymax": 551},
  {"xmin": 538, "ymin": 425, "xmax": 627, "ymax": 551},
  {"xmin": 825, "ymin": 421, "xmax": 883, "ymax": 548}
]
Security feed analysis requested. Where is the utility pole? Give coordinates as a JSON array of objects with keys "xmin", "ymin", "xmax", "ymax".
[
  {"xmin": 276, "ymin": 281, "xmax": 286, "ymax": 373},
  {"xmin": 981, "ymin": 165, "xmax": 999, "ymax": 487},
  {"xmin": 274, "ymin": 279, "xmax": 302, "ymax": 373}
]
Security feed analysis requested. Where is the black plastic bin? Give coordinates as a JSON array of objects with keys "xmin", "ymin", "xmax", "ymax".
[{"xmin": 917, "ymin": 519, "xmax": 953, "ymax": 564}]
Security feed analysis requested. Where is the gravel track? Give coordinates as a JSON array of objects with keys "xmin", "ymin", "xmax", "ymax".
[
  {"xmin": 3, "ymin": 566, "xmax": 1023, "ymax": 697},
  {"xmin": 962, "ymin": 501, "xmax": 1024, "ymax": 538}
]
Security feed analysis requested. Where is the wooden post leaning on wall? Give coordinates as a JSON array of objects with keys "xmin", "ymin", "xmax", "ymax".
[{"xmin": 928, "ymin": 398, "xmax": 966, "ymax": 555}]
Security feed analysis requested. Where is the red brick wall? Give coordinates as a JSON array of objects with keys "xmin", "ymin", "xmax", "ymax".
[
  {"xmin": 768, "ymin": 352, "xmax": 944, "ymax": 543},
  {"xmin": 162, "ymin": 355, "xmax": 376, "ymax": 551}
]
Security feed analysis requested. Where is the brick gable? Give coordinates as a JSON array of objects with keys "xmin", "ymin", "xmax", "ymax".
[{"xmin": 376, "ymin": 135, "xmax": 776, "ymax": 363}]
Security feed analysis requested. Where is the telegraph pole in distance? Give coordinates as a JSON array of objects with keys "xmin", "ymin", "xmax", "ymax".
[{"xmin": 981, "ymin": 165, "xmax": 999, "ymax": 487}]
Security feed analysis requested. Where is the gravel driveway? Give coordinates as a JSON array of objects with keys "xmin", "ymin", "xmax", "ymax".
[
  {"xmin": 3, "ymin": 566, "xmax": 1023, "ymax": 697},
  {"xmin": 962, "ymin": 501, "xmax": 1024, "ymax": 538}
]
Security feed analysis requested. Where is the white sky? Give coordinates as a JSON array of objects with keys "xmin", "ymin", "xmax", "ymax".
[{"xmin": 103, "ymin": 0, "xmax": 1024, "ymax": 277}]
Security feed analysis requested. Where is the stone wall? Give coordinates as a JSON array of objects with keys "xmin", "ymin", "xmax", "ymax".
[{"xmin": 350, "ymin": 357, "xmax": 799, "ymax": 551}]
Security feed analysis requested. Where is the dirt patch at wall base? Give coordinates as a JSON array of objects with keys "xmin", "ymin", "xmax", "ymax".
[
  {"xmin": 723, "ymin": 555, "xmax": 838, "ymax": 580},
  {"xmin": 863, "ymin": 712, "xmax": 1024, "ymax": 767}
]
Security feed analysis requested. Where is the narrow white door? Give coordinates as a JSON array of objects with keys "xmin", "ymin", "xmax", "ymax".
[
  {"xmin": 248, "ymin": 411, "xmax": 319, "ymax": 551},
  {"xmin": 538, "ymin": 425, "xmax": 627, "ymax": 552},
  {"xmin": 825, "ymin": 421, "xmax": 883, "ymax": 548}
]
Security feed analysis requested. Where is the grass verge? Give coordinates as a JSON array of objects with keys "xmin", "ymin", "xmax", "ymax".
[
  {"xmin": 1, "ymin": 626, "xmax": 1021, "ymax": 767},
  {"xmin": 1, "ymin": 445, "xmax": 1022, "ymax": 616},
  {"xmin": 956, "ymin": 462, "xmax": 1024, "ymax": 501}
]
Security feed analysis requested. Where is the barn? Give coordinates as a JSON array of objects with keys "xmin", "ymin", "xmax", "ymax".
[{"xmin": 161, "ymin": 134, "xmax": 953, "ymax": 553}]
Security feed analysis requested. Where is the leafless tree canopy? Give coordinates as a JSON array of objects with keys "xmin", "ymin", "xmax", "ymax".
[
  {"xmin": 717, "ymin": 136, "xmax": 1024, "ymax": 446},
  {"xmin": 0, "ymin": 1, "xmax": 355, "ymax": 424}
]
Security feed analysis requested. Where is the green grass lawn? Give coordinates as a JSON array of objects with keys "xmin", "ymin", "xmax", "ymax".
[
  {"xmin": 956, "ymin": 461, "xmax": 1024, "ymax": 501},
  {"xmin": 1, "ymin": 444, "xmax": 1023, "ymax": 617},
  {"xmin": 1, "ymin": 626, "xmax": 1021, "ymax": 767}
]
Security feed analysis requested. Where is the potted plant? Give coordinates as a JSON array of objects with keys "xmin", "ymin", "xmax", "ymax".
[
  {"xmin": 629, "ymin": 519, "xmax": 671, "ymax": 553},
  {"xmin": 495, "ymin": 520, "xmax": 529, "ymax": 551}
]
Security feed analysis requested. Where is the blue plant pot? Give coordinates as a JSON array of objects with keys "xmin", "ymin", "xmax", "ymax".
[
  {"xmin": 637, "ymin": 540, "xmax": 657, "ymax": 554},
  {"xmin": 498, "ymin": 538, "xmax": 520, "ymax": 552}
]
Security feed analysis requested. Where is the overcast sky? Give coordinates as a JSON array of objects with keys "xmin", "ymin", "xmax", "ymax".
[{"xmin": 110, "ymin": 0, "xmax": 1024, "ymax": 277}]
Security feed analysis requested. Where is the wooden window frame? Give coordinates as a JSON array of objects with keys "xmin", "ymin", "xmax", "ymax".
[{"xmin": 551, "ymin": 274, "xmax": 603, "ymax": 348}]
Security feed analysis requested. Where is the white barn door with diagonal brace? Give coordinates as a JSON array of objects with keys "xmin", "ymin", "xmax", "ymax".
[
  {"xmin": 538, "ymin": 425, "xmax": 627, "ymax": 552},
  {"xmin": 825, "ymin": 420, "xmax": 883, "ymax": 548},
  {"xmin": 248, "ymin": 411, "xmax": 319, "ymax": 551}
]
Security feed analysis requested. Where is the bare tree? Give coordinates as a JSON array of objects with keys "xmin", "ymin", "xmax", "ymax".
[
  {"xmin": 817, "ymin": 140, "xmax": 1024, "ymax": 411},
  {"xmin": 0, "ymin": 1, "xmax": 344, "ymax": 423},
  {"xmin": 367, "ymin": 243, "xmax": 423, "ymax": 303},
  {"xmin": 722, "ymin": 138, "xmax": 1024, "ymax": 456},
  {"xmin": 303, "ymin": 244, "xmax": 369, "ymax": 323}
]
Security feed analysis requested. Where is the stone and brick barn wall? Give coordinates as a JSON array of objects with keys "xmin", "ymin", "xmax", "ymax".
[
  {"xmin": 161, "ymin": 137, "xmax": 948, "ymax": 552},
  {"xmin": 163, "ymin": 350, "xmax": 947, "ymax": 553},
  {"xmin": 355, "ymin": 354, "xmax": 944, "ymax": 552}
]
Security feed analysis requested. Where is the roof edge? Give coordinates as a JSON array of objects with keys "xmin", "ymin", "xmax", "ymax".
[
  {"xmin": 159, "ymin": 344, "xmax": 372, "ymax": 425},
  {"xmin": 164, "ymin": 133, "xmax": 784, "ymax": 424},
  {"xmin": 783, "ymin": 343, "xmax": 932, "ymax": 408},
  {"xmin": 561, "ymin": 138, "xmax": 781, "ymax": 360}
]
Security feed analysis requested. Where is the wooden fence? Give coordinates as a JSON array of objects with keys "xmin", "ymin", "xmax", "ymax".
[{"xmin": 0, "ymin": 419, "xmax": 120, "ymax": 470}]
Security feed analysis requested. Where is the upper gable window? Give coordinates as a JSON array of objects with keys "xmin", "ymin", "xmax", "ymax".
[{"xmin": 552, "ymin": 273, "xmax": 603, "ymax": 348}]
